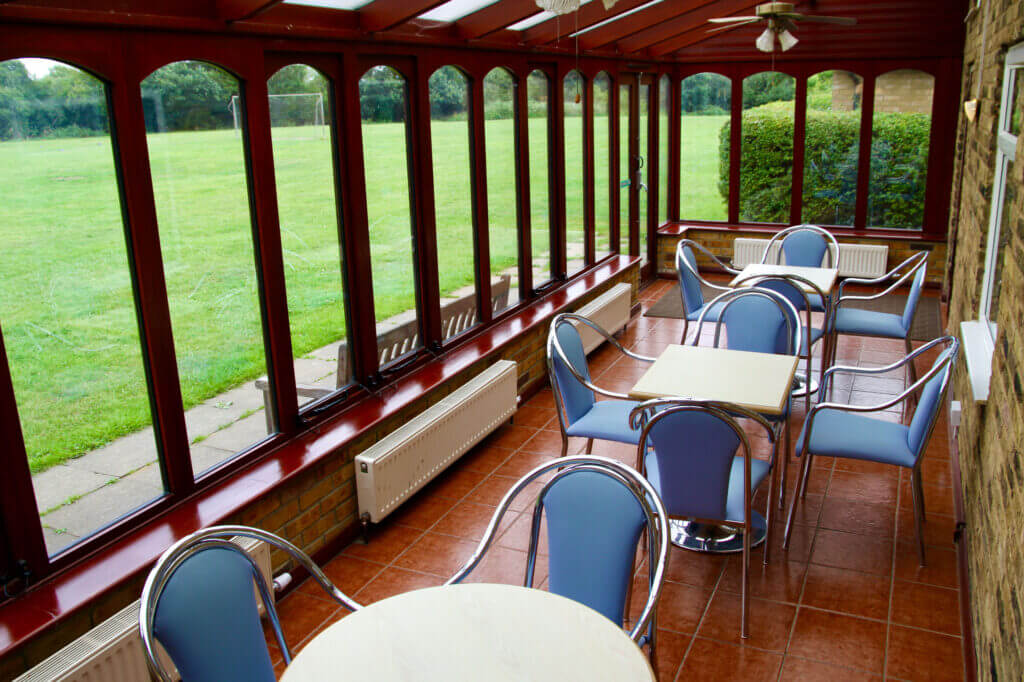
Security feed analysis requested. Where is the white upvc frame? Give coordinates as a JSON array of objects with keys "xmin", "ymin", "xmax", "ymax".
[{"xmin": 962, "ymin": 41, "xmax": 1024, "ymax": 402}]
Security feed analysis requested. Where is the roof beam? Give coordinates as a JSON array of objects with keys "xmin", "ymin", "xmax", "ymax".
[
  {"xmin": 455, "ymin": 0, "xmax": 539, "ymax": 40},
  {"xmin": 216, "ymin": 0, "xmax": 284, "ymax": 22},
  {"xmin": 615, "ymin": 0, "xmax": 757, "ymax": 55},
  {"xmin": 521, "ymin": 0, "xmax": 653, "ymax": 47},
  {"xmin": 577, "ymin": 0, "xmax": 735, "ymax": 50},
  {"xmin": 360, "ymin": 0, "xmax": 451, "ymax": 33}
]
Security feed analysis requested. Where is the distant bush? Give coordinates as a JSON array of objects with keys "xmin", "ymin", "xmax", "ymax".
[{"xmin": 718, "ymin": 106, "xmax": 931, "ymax": 228}]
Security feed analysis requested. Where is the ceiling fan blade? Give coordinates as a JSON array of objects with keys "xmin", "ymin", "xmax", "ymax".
[
  {"xmin": 706, "ymin": 18, "xmax": 761, "ymax": 32},
  {"xmin": 707, "ymin": 16, "xmax": 760, "ymax": 23},
  {"xmin": 793, "ymin": 15, "xmax": 857, "ymax": 25}
]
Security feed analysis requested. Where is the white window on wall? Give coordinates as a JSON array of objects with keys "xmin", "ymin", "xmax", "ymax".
[{"xmin": 962, "ymin": 42, "xmax": 1023, "ymax": 402}]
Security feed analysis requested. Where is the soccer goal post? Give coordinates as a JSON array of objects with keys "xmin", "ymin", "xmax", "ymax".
[{"xmin": 230, "ymin": 93, "xmax": 327, "ymax": 137}]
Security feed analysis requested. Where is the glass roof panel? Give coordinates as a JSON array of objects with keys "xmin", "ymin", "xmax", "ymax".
[
  {"xmin": 419, "ymin": 0, "xmax": 502, "ymax": 22},
  {"xmin": 283, "ymin": 0, "xmax": 376, "ymax": 9},
  {"xmin": 571, "ymin": 0, "xmax": 663, "ymax": 36},
  {"xmin": 508, "ymin": 11, "xmax": 555, "ymax": 31}
]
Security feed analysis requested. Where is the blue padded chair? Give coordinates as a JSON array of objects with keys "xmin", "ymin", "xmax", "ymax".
[
  {"xmin": 674, "ymin": 239, "xmax": 739, "ymax": 343},
  {"xmin": 783, "ymin": 336, "xmax": 959, "ymax": 565},
  {"xmin": 140, "ymin": 526, "xmax": 362, "ymax": 682},
  {"xmin": 761, "ymin": 225, "xmax": 841, "ymax": 312},
  {"xmin": 829, "ymin": 252, "xmax": 928, "ymax": 392},
  {"xmin": 734, "ymin": 273, "xmax": 832, "ymax": 412},
  {"xmin": 630, "ymin": 400, "xmax": 776, "ymax": 639},
  {"xmin": 692, "ymin": 287, "xmax": 801, "ymax": 510},
  {"xmin": 448, "ymin": 455, "xmax": 670, "ymax": 662},
  {"xmin": 547, "ymin": 313, "xmax": 655, "ymax": 457}
]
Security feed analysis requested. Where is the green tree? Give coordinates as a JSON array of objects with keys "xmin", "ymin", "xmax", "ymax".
[
  {"xmin": 141, "ymin": 61, "xmax": 238, "ymax": 132},
  {"xmin": 428, "ymin": 65, "xmax": 468, "ymax": 119}
]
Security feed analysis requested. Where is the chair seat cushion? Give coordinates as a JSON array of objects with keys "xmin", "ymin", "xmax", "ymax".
[
  {"xmin": 566, "ymin": 399, "xmax": 642, "ymax": 444},
  {"xmin": 835, "ymin": 308, "xmax": 906, "ymax": 339},
  {"xmin": 685, "ymin": 300, "xmax": 725, "ymax": 323},
  {"xmin": 799, "ymin": 327, "xmax": 825, "ymax": 355},
  {"xmin": 645, "ymin": 453, "xmax": 771, "ymax": 523},
  {"xmin": 806, "ymin": 292, "xmax": 827, "ymax": 312},
  {"xmin": 797, "ymin": 409, "xmax": 915, "ymax": 468}
]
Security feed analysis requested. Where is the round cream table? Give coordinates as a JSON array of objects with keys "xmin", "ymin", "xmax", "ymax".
[{"xmin": 279, "ymin": 583, "xmax": 656, "ymax": 681}]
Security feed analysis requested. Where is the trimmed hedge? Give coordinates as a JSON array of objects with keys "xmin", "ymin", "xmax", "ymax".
[{"xmin": 718, "ymin": 106, "xmax": 931, "ymax": 228}]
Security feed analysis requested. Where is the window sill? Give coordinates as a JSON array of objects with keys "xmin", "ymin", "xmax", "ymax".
[
  {"xmin": 0, "ymin": 255, "xmax": 640, "ymax": 663},
  {"xmin": 658, "ymin": 222, "xmax": 947, "ymax": 243},
  {"xmin": 959, "ymin": 320, "xmax": 994, "ymax": 403}
]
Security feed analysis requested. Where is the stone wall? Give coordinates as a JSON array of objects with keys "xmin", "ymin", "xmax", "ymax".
[
  {"xmin": 656, "ymin": 228, "xmax": 947, "ymax": 287},
  {"xmin": 875, "ymin": 69, "xmax": 937, "ymax": 115},
  {"xmin": 944, "ymin": 2, "xmax": 1024, "ymax": 680},
  {"xmin": 0, "ymin": 262, "xmax": 639, "ymax": 677}
]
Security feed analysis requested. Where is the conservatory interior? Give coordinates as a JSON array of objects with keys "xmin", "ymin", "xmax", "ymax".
[{"xmin": 0, "ymin": 0, "xmax": 1020, "ymax": 679}]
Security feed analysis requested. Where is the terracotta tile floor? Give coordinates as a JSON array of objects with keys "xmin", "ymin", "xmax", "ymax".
[{"xmin": 267, "ymin": 278, "xmax": 965, "ymax": 681}]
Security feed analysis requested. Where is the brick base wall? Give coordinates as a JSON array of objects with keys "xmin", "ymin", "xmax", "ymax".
[
  {"xmin": 945, "ymin": 3, "xmax": 1024, "ymax": 680},
  {"xmin": 656, "ymin": 228, "xmax": 948, "ymax": 287},
  {"xmin": 0, "ymin": 262, "xmax": 639, "ymax": 677}
]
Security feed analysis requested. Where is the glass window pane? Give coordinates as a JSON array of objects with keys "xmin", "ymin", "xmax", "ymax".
[
  {"xmin": 680, "ymin": 73, "xmax": 730, "ymax": 221},
  {"xmin": 639, "ymin": 83, "xmax": 650, "ymax": 264},
  {"xmin": 659, "ymin": 75, "xmax": 670, "ymax": 226},
  {"xmin": 268, "ymin": 65, "xmax": 351, "ymax": 405},
  {"xmin": 802, "ymin": 70, "xmax": 862, "ymax": 227},
  {"xmin": 1, "ymin": 58, "xmax": 163, "ymax": 555},
  {"xmin": 564, "ymin": 70, "xmax": 585, "ymax": 276},
  {"xmin": 989, "ymin": 157, "xmax": 1012, "ymax": 320},
  {"xmin": 142, "ymin": 60, "xmax": 270, "ymax": 477},
  {"xmin": 594, "ymin": 72, "xmax": 612, "ymax": 260},
  {"xmin": 527, "ymin": 70, "xmax": 552, "ymax": 284},
  {"xmin": 619, "ymin": 83, "xmax": 630, "ymax": 255},
  {"xmin": 869, "ymin": 69, "xmax": 934, "ymax": 229},
  {"xmin": 359, "ymin": 66, "xmax": 421, "ymax": 364},
  {"xmin": 430, "ymin": 66, "xmax": 479, "ymax": 341},
  {"xmin": 484, "ymin": 68, "xmax": 518, "ymax": 313},
  {"xmin": 740, "ymin": 72, "xmax": 795, "ymax": 223}
]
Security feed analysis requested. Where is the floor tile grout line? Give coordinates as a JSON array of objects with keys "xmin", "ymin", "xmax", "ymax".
[
  {"xmin": 883, "ymin": 466, "xmax": 905, "ymax": 681},
  {"xmin": 675, "ymin": 551, "xmax": 727, "ymax": 679}
]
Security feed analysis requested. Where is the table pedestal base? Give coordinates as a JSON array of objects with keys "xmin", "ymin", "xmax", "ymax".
[
  {"xmin": 670, "ymin": 513, "xmax": 767, "ymax": 554},
  {"xmin": 791, "ymin": 372, "xmax": 819, "ymax": 398}
]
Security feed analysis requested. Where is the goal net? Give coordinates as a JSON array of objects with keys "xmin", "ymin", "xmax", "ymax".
[{"xmin": 230, "ymin": 93, "xmax": 327, "ymax": 138}]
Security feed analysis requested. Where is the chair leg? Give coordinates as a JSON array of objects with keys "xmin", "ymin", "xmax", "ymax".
[
  {"xmin": 913, "ymin": 465, "xmax": 927, "ymax": 520},
  {"xmin": 559, "ymin": 434, "xmax": 569, "ymax": 458},
  {"xmin": 910, "ymin": 467, "xmax": 927, "ymax": 566},
  {"xmin": 741, "ymin": 517, "xmax": 751, "ymax": 639},
  {"xmin": 779, "ymin": 420, "xmax": 791, "ymax": 509},
  {"xmin": 585, "ymin": 438, "xmax": 594, "ymax": 455},
  {"xmin": 904, "ymin": 336, "xmax": 919, "ymax": 418},
  {"xmin": 783, "ymin": 453, "xmax": 813, "ymax": 549},
  {"xmin": 800, "ymin": 453, "xmax": 813, "ymax": 500},
  {"xmin": 764, "ymin": 462, "xmax": 778, "ymax": 566}
]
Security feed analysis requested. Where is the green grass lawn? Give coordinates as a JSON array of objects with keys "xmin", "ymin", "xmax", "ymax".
[{"xmin": 1, "ymin": 114, "xmax": 727, "ymax": 472}]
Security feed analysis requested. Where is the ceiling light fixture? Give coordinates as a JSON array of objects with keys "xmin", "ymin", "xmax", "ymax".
[{"xmin": 535, "ymin": 0, "xmax": 580, "ymax": 14}]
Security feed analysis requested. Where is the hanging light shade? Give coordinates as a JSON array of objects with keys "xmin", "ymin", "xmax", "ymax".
[{"xmin": 535, "ymin": 0, "xmax": 580, "ymax": 14}]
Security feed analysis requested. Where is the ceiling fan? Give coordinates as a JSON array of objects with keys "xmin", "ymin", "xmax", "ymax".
[{"xmin": 707, "ymin": 2, "xmax": 856, "ymax": 53}]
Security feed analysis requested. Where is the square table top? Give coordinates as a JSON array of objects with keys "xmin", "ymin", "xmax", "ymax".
[
  {"xmin": 628, "ymin": 344, "xmax": 798, "ymax": 415},
  {"xmin": 731, "ymin": 263, "xmax": 839, "ymax": 295}
]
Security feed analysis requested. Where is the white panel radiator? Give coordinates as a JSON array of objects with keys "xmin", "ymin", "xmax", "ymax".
[
  {"xmin": 16, "ymin": 538, "xmax": 271, "ymax": 682},
  {"xmin": 355, "ymin": 360, "xmax": 518, "ymax": 524},
  {"xmin": 573, "ymin": 283, "xmax": 632, "ymax": 354},
  {"xmin": 732, "ymin": 238, "xmax": 889, "ymax": 278}
]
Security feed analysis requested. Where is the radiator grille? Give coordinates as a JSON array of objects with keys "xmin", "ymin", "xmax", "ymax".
[
  {"xmin": 733, "ymin": 238, "xmax": 888, "ymax": 278},
  {"xmin": 574, "ymin": 283, "xmax": 632, "ymax": 354},
  {"xmin": 355, "ymin": 360, "xmax": 518, "ymax": 524}
]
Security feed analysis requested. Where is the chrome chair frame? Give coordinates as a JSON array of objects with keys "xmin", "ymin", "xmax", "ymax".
[
  {"xmin": 139, "ymin": 525, "xmax": 362, "ymax": 681},
  {"xmin": 447, "ymin": 455, "xmax": 671, "ymax": 661},
  {"xmin": 760, "ymin": 224, "xmax": 841, "ymax": 269},
  {"xmin": 691, "ymin": 287, "xmax": 801, "ymax": 510},
  {"xmin": 733, "ymin": 272, "xmax": 832, "ymax": 413},
  {"xmin": 828, "ymin": 251, "xmax": 929, "ymax": 388},
  {"xmin": 547, "ymin": 313, "xmax": 656, "ymax": 457},
  {"xmin": 629, "ymin": 400, "xmax": 774, "ymax": 639},
  {"xmin": 674, "ymin": 239, "xmax": 739, "ymax": 343},
  {"xmin": 783, "ymin": 336, "xmax": 959, "ymax": 565}
]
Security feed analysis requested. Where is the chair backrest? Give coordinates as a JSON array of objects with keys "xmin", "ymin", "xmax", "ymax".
[
  {"xmin": 542, "ymin": 468, "xmax": 648, "ymax": 624},
  {"xmin": 548, "ymin": 317, "xmax": 595, "ymax": 427},
  {"xmin": 447, "ymin": 455, "xmax": 670, "ymax": 645},
  {"xmin": 141, "ymin": 526, "xmax": 362, "ymax": 682},
  {"xmin": 901, "ymin": 259, "xmax": 927, "ymax": 332},
  {"xmin": 152, "ymin": 545, "xmax": 276, "ymax": 682},
  {"xmin": 675, "ymin": 243, "xmax": 705, "ymax": 315},
  {"xmin": 698, "ymin": 288, "xmax": 798, "ymax": 357},
  {"xmin": 764, "ymin": 225, "xmax": 839, "ymax": 268},
  {"xmin": 907, "ymin": 345, "xmax": 957, "ymax": 457},
  {"xmin": 638, "ymin": 405, "xmax": 747, "ymax": 521}
]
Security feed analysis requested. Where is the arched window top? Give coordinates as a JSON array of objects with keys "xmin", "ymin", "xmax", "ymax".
[
  {"xmin": 0, "ymin": 58, "xmax": 109, "ymax": 141},
  {"xmin": 140, "ymin": 61, "xmax": 240, "ymax": 134},
  {"xmin": 430, "ymin": 64, "xmax": 469, "ymax": 82},
  {"xmin": 269, "ymin": 63, "xmax": 331, "ymax": 87},
  {"xmin": 429, "ymin": 65, "xmax": 469, "ymax": 121},
  {"xmin": 360, "ymin": 64, "xmax": 406, "ymax": 82},
  {"xmin": 359, "ymin": 65, "xmax": 407, "ymax": 123},
  {"xmin": 807, "ymin": 70, "xmax": 863, "ymax": 113},
  {"xmin": 680, "ymin": 72, "xmax": 731, "ymax": 116}
]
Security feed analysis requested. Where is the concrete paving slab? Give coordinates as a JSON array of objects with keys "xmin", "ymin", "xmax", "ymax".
[
  {"xmin": 307, "ymin": 342, "xmax": 340, "ymax": 362},
  {"xmin": 31, "ymin": 465, "xmax": 111, "ymax": 514},
  {"xmin": 191, "ymin": 444, "xmax": 239, "ymax": 476},
  {"xmin": 198, "ymin": 412, "xmax": 269, "ymax": 454},
  {"xmin": 185, "ymin": 402, "xmax": 249, "ymax": 444},
  {"xmin": 200, "ymin": 381, "xmax": 265, "ymax": 416},
  {"xmin": 43, "ymin": 476, "xmax": 164, "ymax": 538},
  {"xmin": 293, "ymin": 357, "xmax": 335, "ymax": 384},
  {"xmin": 66, "ymin": 429, "xmax": 160, "ymax": 478},
  {"xmin": 42, "ymin": 526, "xmax": 80, "ymax": 556}
]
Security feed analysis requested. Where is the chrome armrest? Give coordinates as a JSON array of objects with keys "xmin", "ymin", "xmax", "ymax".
[{"xmin": 835, "ymin": 252, "xmax": 927, "ymax": 305}]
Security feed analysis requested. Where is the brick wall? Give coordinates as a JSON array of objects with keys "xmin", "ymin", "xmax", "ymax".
[
  {"xmin": 875, "ymin": 69, "xmax": 936, "ymax": 115},
  {"xmin": 945, "ymin": 3, "xmax": 1024, "ymax": 680},
  {"xmin": 656, "ymin": 228, "xmax": 947, "ymax": 287},
  {"xmin": 0, "ymin": 262, "xmax": 639, "ymax": 676}
]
